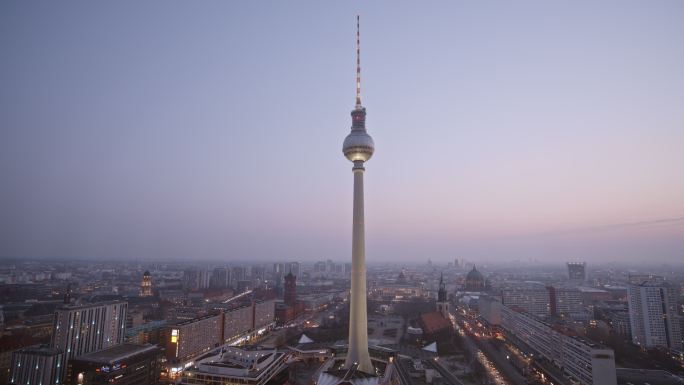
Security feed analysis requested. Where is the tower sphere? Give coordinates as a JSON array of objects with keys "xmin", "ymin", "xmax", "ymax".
[{"xmin": 343, "ymin": 130, "xmax": 374, "ymax": 162}]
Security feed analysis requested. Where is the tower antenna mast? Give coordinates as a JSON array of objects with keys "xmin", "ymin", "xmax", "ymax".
[{"xmin": 356, "ymin": 15, "xmax": 362, "ymax": 108}]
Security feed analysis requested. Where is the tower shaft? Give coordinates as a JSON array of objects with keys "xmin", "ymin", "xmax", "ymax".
[
  {"xmin": 345, "ymin": 161, "xmax": 373, "ymax": 373},
  {"xmin": 342, "ymin": 15, "xmax": 375, "ymax": 375}
]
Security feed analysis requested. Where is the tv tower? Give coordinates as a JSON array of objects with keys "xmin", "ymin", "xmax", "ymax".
[{"xmin": 342, "ymin": 15, "xmax": 375, "ymax": 374}]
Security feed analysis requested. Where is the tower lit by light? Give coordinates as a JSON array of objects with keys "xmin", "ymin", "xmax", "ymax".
[{"xmin": 342, "ymin": 15, "xmax": 375, "ymax": 375}]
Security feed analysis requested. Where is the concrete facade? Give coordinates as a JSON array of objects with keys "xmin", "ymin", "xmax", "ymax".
[{"xmin": 342, "ymin": 16, "xmax": 375, "ymax": 375}]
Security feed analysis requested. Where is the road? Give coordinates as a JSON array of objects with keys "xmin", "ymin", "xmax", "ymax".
[
  {"xmin": 453, "ymin": 311, "xmax": 527, "ymax": 385},
  {"xmin": 474, "ymin": 337, "xmax": 530, "ymax": 385}
]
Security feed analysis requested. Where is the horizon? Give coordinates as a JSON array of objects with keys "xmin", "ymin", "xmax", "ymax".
[{"xmin": 1, "ymin": 1, "xmax": 683, "ymax": 264}]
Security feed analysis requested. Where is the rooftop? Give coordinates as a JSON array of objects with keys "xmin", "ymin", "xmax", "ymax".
[
  {"xmin": 171, "ymin": 312, "xmax": 222, "ymax": 326},
  {"xmin": 17, "ymin": 345, "xmax": 61, "ymax": 356},
  {"xmin": 419, "ymin": 312, "xmax": 452, "ymax": 334},
  {"xmin": 73, "ymin": 344, "xmax": 158, "ymax": 364},
  {"xmin": 57, "ymin": 300, "xmax": 126, "ymax": 311}
]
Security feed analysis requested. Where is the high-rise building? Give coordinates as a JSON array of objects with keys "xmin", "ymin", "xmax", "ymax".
[
  {"xmin": 288, "ymin": 262, "xmax": 300, "ymax": 278},
  {"xmin": 567, "ymin": 262, "xmax": 586, "ymax": 282},
  {"xmin": 606, "ymin": 310, "xmax": 631, "ymax": 337},
  {"xmin": 167, "ymin": 299, "xmax": 277, "ymax": 370},
  {"xmin": 314, "ymin": 261, "xmax": 326, "ymax": 273},
  {"xmin": 342, "ymin": 16, "xmax": 375, "ymax": 374},
  {"xmin": 140, "ymin": 271, "xmax": 153, "ymax": 297},
  {"xmin": 251, "ymin": 266, "xmax": 266, "ymax": 280},
  {"xmin": 549, "ymin": 286, "xmax": 584, "ymax": 318},
  {"xmin": 52, "ymin": 301, "xmax": 127, "ymax": 381},
  {"xmin": 502, "ymin": 283, "xmax": 550, "ymax": 318},
  {"xmin": 325, "ymin": 259, "xmax": 335, "ymax": 273},
  {"xmin": 231, "ymin": 267, "xmax": 246, "ymax": 284},
  {"xmin": 9, "ymin": 346, "xmax": 63, "ymax": 385},
  {"xmin": 183, "ymin": 269, "xmax": 211, "ymax": 290},
  {"xmin": 167, "ymin": 314, "xmax": 223, "ymax": 365},
  {"xmin": 273, "ymin": 263, "xmax": 286, "ymax": 275},
  {"xmin": 222, "ymin": 305, "xmax": 253, "ymax": 344},
  {"xmin": 210, "ymin": 267, "xmax": 229, "ymax": 289},
  {"xmin": 253, "ymin": 299, "xmax": 275, "ymax": 331},
  {"xmin": 198, "ymin": 269, "xmax": 211, "ymax": 289},
  {"xmin": 283, "ymin": 271, "xmax": 297, "ymax": 307},
  {"xmin": 498, "ymin": 305, "xmax": 617, "ymax": 385},
  {"xmin": 628, "ymin": 275, "xmax": 682, "ymax": 350}
]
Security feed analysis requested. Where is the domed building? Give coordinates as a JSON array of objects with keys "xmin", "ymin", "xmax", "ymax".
[
  {"xmin": 464, "ymin": 265, "xmax": 485, "ymax": 292},
  {"xmin": 396, "ymin": 269, "xmax": 408, "ymax": 285}
]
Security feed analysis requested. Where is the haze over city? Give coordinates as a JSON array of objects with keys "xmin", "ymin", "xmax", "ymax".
[{"xmin": 1, "ymin": 1, "xmax": 683, "ymax": 263}]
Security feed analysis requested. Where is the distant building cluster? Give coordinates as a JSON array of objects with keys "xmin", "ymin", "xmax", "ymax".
[{"xmin": 1, "ymin": 257, "xmax": 683, "ymax": 385}]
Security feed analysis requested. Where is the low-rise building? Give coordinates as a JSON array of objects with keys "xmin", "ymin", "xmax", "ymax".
[
  {"xmin": 179, "ymin": 346, "xmax": 286, "ymax": 385},
  {"xmin": 392, "ymin": 357, "xmax": 463, "ymax": 385},
  {"xmin": 66, "ymin": 344, "xmax": 161, "ymax": 385},
  {"xmin": 299, "ymin": 292, "xmax": 344, "ymax": 312}
]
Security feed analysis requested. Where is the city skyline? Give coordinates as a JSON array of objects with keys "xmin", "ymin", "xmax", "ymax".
[{"xmin": 1, "ymin": 1, "xmax": 683, "ymax": 263}]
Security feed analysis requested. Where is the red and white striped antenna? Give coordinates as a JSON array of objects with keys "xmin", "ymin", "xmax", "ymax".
[{"xmin": 355, "ymin": 15, "xmax": 362, "ymax": 108}]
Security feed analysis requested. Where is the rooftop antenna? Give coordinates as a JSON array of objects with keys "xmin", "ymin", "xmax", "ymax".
[{"xmin": 355, "ymin": 15, "xmax": 362, "ymax": 108}]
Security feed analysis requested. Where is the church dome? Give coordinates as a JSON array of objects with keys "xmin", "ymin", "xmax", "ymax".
[
  {"xmin": 465, "ymin": 266, "xmax": 485, "ymax": 291},
  {"xmin": 466, "ymin": 266, "xmax": 482, "ymax": 281},
  {"xmin": 396, "ymin": 270, "xmax": 407, "ymax": 284}
]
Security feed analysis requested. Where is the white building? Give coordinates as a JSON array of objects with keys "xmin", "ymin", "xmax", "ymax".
[
  {"xmin": 551, "ymin": 286, "xmax": 586, "ymax": 319},
  {"xmin": 628, "ymin": 276, "xmax": 682, "ymax": 350},
  {"xmin": 51, "ymin": 301, "xmax": 128, "ymax": 382},
  {"xmin": 502, "ymin": 282, "xmax": 550, "ymax": 318},
  {"xmin": 180, "ymin": 346, "xmax": 286, "ymax": 385},
  {"xmin": 11, "ymin": 301, "xmax": 127, "ymax": 384},
  {"xmin": 167, "ymin": 313, "xmax": 223, "ymax": 364},
  {"xmin": 486, "ymin": 299, "xmax": 617, "ymax": 385},
  {"xmin": 9, "ymin": 346, "xmax": 63, "ymax": 385}
]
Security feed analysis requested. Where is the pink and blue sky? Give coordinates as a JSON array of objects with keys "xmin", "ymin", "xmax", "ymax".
[{"xmin": 1, "ymin": 1, "xmax": 683, "ymax": 263}]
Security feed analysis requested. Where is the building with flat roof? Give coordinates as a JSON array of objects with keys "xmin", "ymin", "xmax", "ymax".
[
  {"xmin": 392, "ymin": 357, "xmax": 464, "ymax": 385},
  {"xmin": 567, "ymin": 262, "xmax": 586, "ymax": 282},
  {"xmin": 179, "ymin": 346, "xmax": 286, "ymax": 385},
  {"xmin": 50, "ymin": 301, "xmax": 128, "ymax": 383},
  {"xmin": 10, "ymin": 301, "xmax": 128, "ymax": 385},
  {"xmin": 66, "ymin": 344, "xmax": 161, "ymax": 385},
  {"xmin": 9, "ymin": 346, "xmax": 63, "ymax": 385},
  {"xmin": 628, "ymin": 276, "xmax": 682, "ymax": 350},
  {"xmin": 253, "ymin": 299, "xmax": 275, "ymax": 331},
  {"xmin": 499, "ymin": 305, "xmax": 617, "ymax": 385},
  {"xmin": 502, "ymin": 282, "xmax": 550, "ymax": 318},
  {"xmin": 549, "ymin": 286, "xmax": 585, "ymax": 319},
  {"xmin": 167, "ymin": 313, "xmax": 222, "ymax": 365},
  {"xmin": 166, "ymin": 300, "xmax": 276, "ymax": 374}
]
